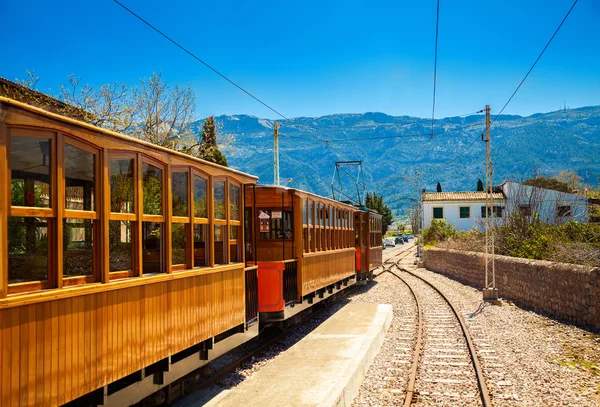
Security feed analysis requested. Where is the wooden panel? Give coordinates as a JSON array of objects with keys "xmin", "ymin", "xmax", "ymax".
[
  {"xmin": 300, "ymin": 248, "xmax": 355, "ymax": 297},
  {"xmin": 0, "ymin": 266, "xmax": 246, "ymax": 406},
  {"xmin": 0, "ymin": 122, "xmax": 7, "ymax": 299}
]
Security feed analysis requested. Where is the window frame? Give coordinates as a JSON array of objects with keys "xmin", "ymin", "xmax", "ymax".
[
  {"xmin": 459, "ymin": 206, "xmax": 471, "ymax": 219},
  {"xmin": 7, "ymin": 128, "xmax": 57, "ymax": 293},
  {"xmin": 432, "ymin": 207, "xmax": 444, "ymax": 219}
]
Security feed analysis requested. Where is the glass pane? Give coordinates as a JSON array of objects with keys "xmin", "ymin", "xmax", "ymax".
[
  {"xmin": 194, "ymin": 175, "xmax": 207, "ymax": 218},
  {"xmin": 142, "ymin": 222, "xmax": 164, "ymax": 274},
  {"xmin": 230, "ymin": 226, "xmax": 240, "ymax": 263},
  {"xmin": 308, "ymin": 202, "xmax": 313, "ymax": 224},
  {"xmin": 63, "ymin": 219, "xmax": 94, "ymax": 277},
  {"xmin": 110, "ymin": 158, "xmax": 134, "ymax": 213},
  {"xmin": 109, "ymin": 220, "xmax": 133, "ymax": 273},
  {"xmin": 229, "ymin": 184, "xmax": 240, "ymax": 221},
  {"xmin": 172, "ymin": 223, "xmax": 187, "ymax": 265},
  {"xmin": 8, "ymin": 217, "xmax": 49, "ymax": 283},
  {"xmin": 65, "ymin": 144, "xmax": 95, "ymax": 211},
  {"xmin": 230, "ymin": 225, "xmax": 239, "ymax": 240},
  {"xmin": 11, "ymin": 136, "xmax": 51, "ymax": 208},
  {"xmin": 214, "ymin": 181, "xmax": 225, "ymax": 219},
  {"xmin": 172, "ymin": 172, "xmax": 188, "ymax": 217},
  {"xmin": 302, "ymin": 200, "xmax": 307, "ymax": 224},
  {"xmin": 194, "ymin": 224, "xmax": 209, "ymax": 267},
  {"xmin": 143, "ymin": 163, "xmax": 163, "ymax": 216},
  {"xmin": 214, "ymin": 225, "xmax": 227, "ymax": 265}
]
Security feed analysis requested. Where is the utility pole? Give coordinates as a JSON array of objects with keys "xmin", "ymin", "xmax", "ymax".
[
  {"xmin": 274, "ymin": 122, "xmax": 280, "ymax": 186},
  {"xmin": 483, "ymin": 105, "xmax": 498, "ymax": 302},
  {"xmin": 416, "ymin": 169, "xmax": 424, "ymax": 267}
]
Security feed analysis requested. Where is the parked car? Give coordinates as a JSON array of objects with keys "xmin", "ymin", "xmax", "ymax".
[
  {"xmin": 403, "ymin": 235, "xmax": 409, "ymax": 243},
  {"xmin": 395, "ymin": 236, "xmax": 404, "ymax": 245},
  {"xmin": 384, "ymin": 238, "xmax": 396, "ymax": 248},
  {"xmin": 406, "ymin": 234, "xmax": 414, "ymax": 240}
]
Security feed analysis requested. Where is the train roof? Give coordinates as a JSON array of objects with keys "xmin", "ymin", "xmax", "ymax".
[{"xmin": 252, "ymin": 185, "xmax": 358, "ymax": 211}]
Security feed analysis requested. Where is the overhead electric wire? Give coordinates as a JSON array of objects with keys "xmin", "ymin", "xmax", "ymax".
[
  {"xmin": 491, "ymin": 0, "xmax": 579, "ymax": 126},
  {"xmin": 113, "ymin": 0, "xmax": 289, "ymax": 121}
]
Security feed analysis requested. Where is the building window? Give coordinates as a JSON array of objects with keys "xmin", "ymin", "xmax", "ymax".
[
  {"xmin": 433, "ymin": 207, "xmax": 444, "ymax": 219},
  {"xmin": 459, "ymin": 206, "xmax": 470, "ymax": 219},
  {"xmin": 557, "ymin": 205, "xmax": 571, "ymax": 217},
  {"xmin": 481, "ymin": 206, "xmax": 504, "ymax": 218},
  {"xmin": 518, "ymin": 205, "xmax": 532, "ymax": 217}
]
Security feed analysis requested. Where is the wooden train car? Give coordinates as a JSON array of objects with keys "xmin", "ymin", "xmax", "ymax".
[
  {"xmin": 0, "ymin": 97, "xmax": 260, "ymax": 406},
  {"xmin": 245, "ymin": 186, "xmax": 359, "ymax": 323},
  {"xmin": 355, "ymin": 208, "xmax": 383, "ymax": 281}
]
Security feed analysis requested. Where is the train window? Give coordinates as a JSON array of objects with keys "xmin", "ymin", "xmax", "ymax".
[
  {"xmin": 214, "ymin": 181, "xmax": 226, "ymax": 220},
  {"xmin": 229, "ymin": 225, "xmax": 241, "ymax": 263},
  {"xmin": 259, "ymin": 210, "xmax": 292, "ymax": 240},
  {"xmin": 214, "ymin": 225, "xmax": 227, "ymax": 265},
  {"xmin": 142, "ymin": 222, "xmax": 164, "ymax": 274},
  {"xmin": 194, "ymin": 175, "xmax": 208, "ymax": 218},
  {"xmin": 143, "ymin": 162, "xmax": 163, "ymax": 216},
  {"xmin": 302, "ymin": 199, "xmax": 307, "ymax": 225},
  {"xmin": 308, "ymin": 201, "xmax": 313, "ymax": 225},
  {"xmin": 172, "ymin": 171, "xmax": 189, "ymax": 217},
  {"xmin": 110, "ymin": 158, "xmax": 135, "ymax": 213},
  {"xmin": 193, "ymin": 224, "xmax": 209, "ymax": 267},
  {"xmin": 172, "ymin": 223, "xmax": 187, "ymax": 266},
  {"xmin": 230, "ymin": 184, "xmax": 240, "ymax": 221},
  {"xmin": 109, "ymin": 220, "xmax": 133, "ymax": 274},
  {"xmin": 65, "ymin": 143, "xmax": 95, "ymax": 211},
  {"xmin": 10, "ymin": 135, "xmax": 52, "ymax": 208},
  {"xmin": 8, "ymin": 217, "xmax": 50, "ymax": 284},
  {"xmin": 63, "ymin": 218, "xmax": 94, "ymax": 278}
]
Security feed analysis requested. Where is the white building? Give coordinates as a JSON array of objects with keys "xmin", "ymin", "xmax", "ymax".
[
  {"xmin": 422, "ymin": 191, "xmax": 505, "ymax": 232},
  {"xmin": 422, "ymin": 182, "xmax": 589, "ymax": 232}
]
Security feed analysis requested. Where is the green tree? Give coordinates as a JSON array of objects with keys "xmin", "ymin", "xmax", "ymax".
[
  {"xmin": 365, "ymin": 192, "xmax": 393, "ymax": 235},
  {"xmin": 436, "ymin": 182, "xmax": 442, "ymax": 192},
  {"xmin": 197, "ymin": 116, "xmax": 228, "ymax": 167},
  {"xmin": 477, "ymin": 179, "xmax": 484, "ymax": 191}
]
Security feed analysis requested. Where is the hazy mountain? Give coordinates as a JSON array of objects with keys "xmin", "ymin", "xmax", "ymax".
[{"xmin": 196, "ymin": 106, "xmax": 600, "ymax": 217}]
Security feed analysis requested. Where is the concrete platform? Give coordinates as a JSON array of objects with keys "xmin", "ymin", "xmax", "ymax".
[{"xmin": 202, "ymin": 303, "xmax": 393, "ymax": 407}]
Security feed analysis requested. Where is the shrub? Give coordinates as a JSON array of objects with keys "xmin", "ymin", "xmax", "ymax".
[{"xmin": 423, "ymin": 219, "xmax": 457, "ymax": 245}]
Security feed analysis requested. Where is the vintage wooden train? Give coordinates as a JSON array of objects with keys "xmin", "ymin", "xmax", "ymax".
[{"xmin": 0, "ymin": 96, "xmax": 382, "ymax": 406}]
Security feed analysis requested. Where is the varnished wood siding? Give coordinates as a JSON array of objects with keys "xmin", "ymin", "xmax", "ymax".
[
  {"xmin": 300, "ymin": 249, "xmax": 355, "ymax": 297},
  {"xmin": 0, "ymin": 267, "xmax": 246, "ymax": 407}
]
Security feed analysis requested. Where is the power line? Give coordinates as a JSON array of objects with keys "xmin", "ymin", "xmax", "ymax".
[
  {"xmin": 113, "ymin": 0, "xmax": 289, "ymax": 121},
  {"xmin": 431, "ymin": 0, "xmax": 441, "ymax": 136},
  {"xmin": 491, "ymin": 0, "xmax": 579, "ymax": 126}
]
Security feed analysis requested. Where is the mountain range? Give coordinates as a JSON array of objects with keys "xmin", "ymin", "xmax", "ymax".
[{"xmin": 199, "ymin": 106, "xmax": 600, "ymax": 217}]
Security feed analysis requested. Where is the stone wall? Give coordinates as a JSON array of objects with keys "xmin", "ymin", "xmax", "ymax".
[{"xmin": 424, "ymin": 248, "xmax": 600, "ymax": 331}]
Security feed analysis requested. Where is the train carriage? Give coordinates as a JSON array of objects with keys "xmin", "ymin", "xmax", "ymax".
[
  {"xmin": 244, "ymin": 186, "xmax": 359, "ymax": 324},
  {"xmin": 355, "ymin": 208, "xmax": 383, "ymax": 281},
  {"xmin": 0, "ymin": 96, "xmax": 260, "ymax": 406}
]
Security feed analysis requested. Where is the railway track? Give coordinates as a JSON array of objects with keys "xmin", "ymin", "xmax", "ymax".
[{"xmin": 376, "ymin": 258, "xmax": 493, "ymax": 407}]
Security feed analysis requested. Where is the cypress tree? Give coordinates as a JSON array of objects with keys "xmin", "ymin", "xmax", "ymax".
[
  {"xmin": 477, "ymin": 179, "xmax": 484, "ymax": 191},
  {"xmin": 436, "ymin": 182, "xmax": 442, "ymax": 193},
  {"xmin": 197, "ymin": 116, "xmax": 228, "ymax": 167}
]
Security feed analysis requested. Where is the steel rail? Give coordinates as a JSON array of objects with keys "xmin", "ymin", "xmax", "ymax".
[{"xmin": 394, "ymin": 265, "xmax": 494, "ymax": 407}]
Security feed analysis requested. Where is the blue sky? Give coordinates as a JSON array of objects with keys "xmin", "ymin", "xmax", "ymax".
[{"xmin": 3, "ymin": 0, "xmax": 599, "ymax": 119}]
